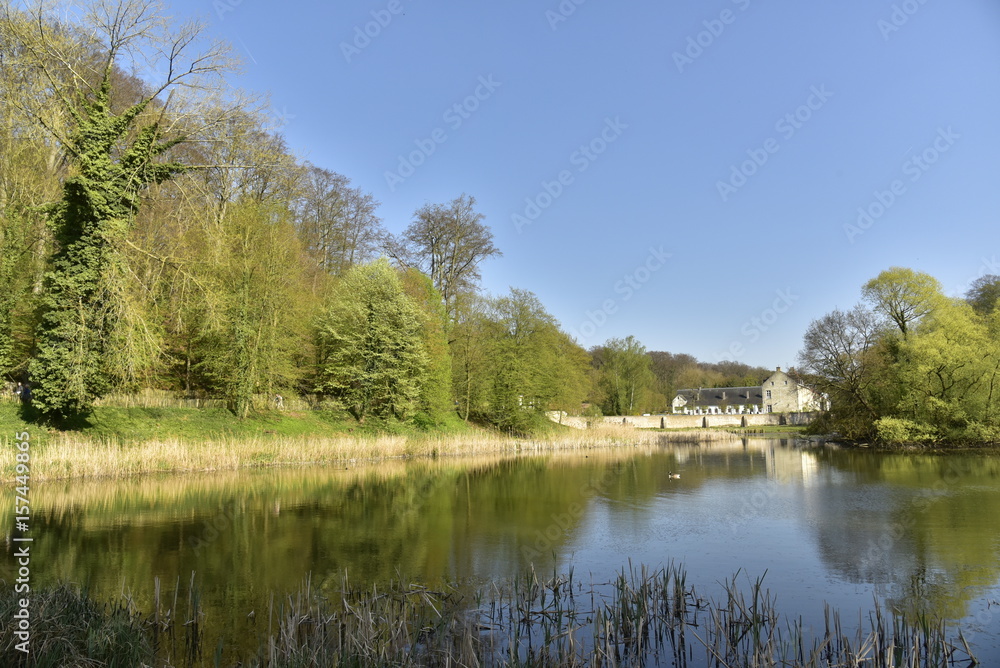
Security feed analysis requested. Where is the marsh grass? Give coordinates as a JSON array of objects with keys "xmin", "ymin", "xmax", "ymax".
[
  {"xmin": 1, "ymin": 420, "xmax": 726, "ymax": 482},
  {"xmin": 0, "ymin": 583, "xmax": 154, "ymax": 667},
  {"xmin": 4, "ymin": 564, "xmax": 978, "ymax": 667}
]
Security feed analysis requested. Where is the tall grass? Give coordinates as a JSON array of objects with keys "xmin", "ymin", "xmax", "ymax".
[
  {"xmin": 3, "ymin": 565, "xmax": 979, "ymax": 667},
  {"xmin": 2, "ymin": 426, "xmax": 735, "ymax": 482}
]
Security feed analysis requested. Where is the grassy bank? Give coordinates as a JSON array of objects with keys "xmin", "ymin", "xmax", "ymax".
[
  {"xmin": 1, "ymin": 564, "xmax": 978, "ymax": 667},
  {"xmin": 0, "ymin": 402, "xmax": 743, "ymax": 482}
]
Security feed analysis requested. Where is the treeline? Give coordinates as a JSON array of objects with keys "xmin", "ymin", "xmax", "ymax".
[
  {"xmin": 0, "ymin": 1, "xmax": 768, "ymax": 431},
  {"xmin": 798, "ymin": 267, "xmax": 1000, "ymax": 444}
]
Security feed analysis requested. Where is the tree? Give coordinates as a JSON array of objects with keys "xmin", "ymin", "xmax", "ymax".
[
  {"xmin": 386, "ymin": 194, "xmax": 500, "ymax": 322},
  {"xmin": 475, "ymin": 289, "xmax": 589, "ymax": 432},
  {"xmin": 595, "ymin": 336, "xmax": 655, "ymax": 416},
  {"xmin": 895, "ymin": 298, "xmax": 999, "ymax": 434},
  {"xmin": 193, "ymin": 201, "xmax": 313, "ymax": 418},
  {"xmin": 862, "ymin": 267, "xmax": 941, "ymax": 338},
  {"xmin": 295, "ymin": 165, "xmax": 385, "ymax": 276},
  {"xmin": 400, "ymin": 268, "xmax": 454, "ymax": 426},
  {"xmin": 450, "ymin": 295, "xmax": 493, "ymax": 421},
  {"xmin": 2, "ymin": 0, "xmax": 237, "ymax": 419},
  {"xmin": 314, "ymin": 260, "xmax": 428, "ymax": 422},
  {"xmin": 965, "ymin": 275, "xmax": 1000, "ymax": 316},
  {"xmin": 797, "ymin": 305, "xmax": 889, "ymax": 436}
]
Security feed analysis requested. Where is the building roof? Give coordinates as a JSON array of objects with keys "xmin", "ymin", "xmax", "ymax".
[{"xmin": 673, "ymin": 387, "xmax": 762, "ymax": 408}]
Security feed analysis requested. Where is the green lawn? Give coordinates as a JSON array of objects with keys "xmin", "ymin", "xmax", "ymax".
[{"xmin": 0, "ymin": 400, "xmax": 475, "ymax": 445}]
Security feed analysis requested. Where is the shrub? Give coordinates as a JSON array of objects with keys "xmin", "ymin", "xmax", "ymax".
[{"xmin": 874, "ymin": 417, "xmax": 938, "ymax": 444}]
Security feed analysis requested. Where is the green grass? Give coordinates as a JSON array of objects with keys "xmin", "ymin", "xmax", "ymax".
[{"xmin": 0, "ymin": 400, "xmax": 477, "ymax": 446}]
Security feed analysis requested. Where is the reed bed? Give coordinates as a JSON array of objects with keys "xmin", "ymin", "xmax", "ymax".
[
  {"xmin": 5, "ymin": 426, "xmax": 731, "ymax": 482},
  {"xmin": 3, "ymin": 564, "xmax": 979, "ymax": 667}
]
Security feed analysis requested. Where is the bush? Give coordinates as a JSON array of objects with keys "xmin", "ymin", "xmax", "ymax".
[
  {"xmin": 874, "ymin": 417, "xmax": 938, "ymax": 445},
  {"xmin": 960, "ymin": 421, "xmax": 1000, "ymax": 444}
]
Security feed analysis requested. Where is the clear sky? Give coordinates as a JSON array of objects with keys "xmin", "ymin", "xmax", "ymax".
[{"xmin": 162, "ymin": 0, "xmax": 1000, "ymax": 368}]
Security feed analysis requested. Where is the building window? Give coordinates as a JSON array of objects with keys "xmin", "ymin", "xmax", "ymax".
[
  {"xmin": 765, "ymin": 390, "xmax": 771, "ymax": 399},
  {"xmin": 767, "ymin": 404, "xmax": 773, "ymax": 413}
]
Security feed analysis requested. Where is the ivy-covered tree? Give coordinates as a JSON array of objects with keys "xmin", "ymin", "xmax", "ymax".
[{"xmin": 1, "ymin": 0, "xmax": 235, "ymax": 420}]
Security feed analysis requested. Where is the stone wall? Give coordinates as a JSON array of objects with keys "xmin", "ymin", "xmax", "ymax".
[{"xmin": 548, "ymin": 412, "xmax": 818, "ymax": 430}]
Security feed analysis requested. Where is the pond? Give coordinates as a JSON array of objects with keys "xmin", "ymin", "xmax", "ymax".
[{"xmin": 5, "ymin": 437, "xmax": 1000, "ymax": 665}]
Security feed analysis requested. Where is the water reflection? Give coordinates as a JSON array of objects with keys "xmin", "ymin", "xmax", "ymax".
[{"xmin": 3, "ymin": 439, "xmax": 999, "ymax": 662}]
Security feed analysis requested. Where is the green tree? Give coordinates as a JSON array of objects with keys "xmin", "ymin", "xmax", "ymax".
[
  {"xmin": 194, "ymin": 202, "xmax": 313, "ymax": 418},
  {"xmin": 595, "ymin": 336, "xmax": 655, "ymax": 416},
  {"xmin": 315, "ymin": 260, "xmax": 428, "ymax": 422},
  {"xmin": 862, "ymin": 267, "xmax": 941, "ymax": 338},
  {"xmin": 480, "ymin": 289, "xmax": 589, "ymax": 432},
  {"xmin": 450, "ymin": 295, "xmax": 493, "ymax": 421},
  {"xmin": 400, "ymin": 267, "xmax": 454, "ymax": 426},
  {"xmin": 895, "ymin": 298, "xmax": 999, "ymax": 437}
]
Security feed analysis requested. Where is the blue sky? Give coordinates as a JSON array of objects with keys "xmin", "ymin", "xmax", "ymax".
[{"xmin": 164, "ymin": 0, "xmax": 1000, "ymax": 368}]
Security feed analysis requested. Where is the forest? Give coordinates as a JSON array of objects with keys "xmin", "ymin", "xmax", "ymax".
[
  {"xmin": 0, "ymin": 1, "xmax": 771, "ymax": 432},
  {"xmin": 3, "ymin": 2, "xmax": 996, "ymax": 444}
]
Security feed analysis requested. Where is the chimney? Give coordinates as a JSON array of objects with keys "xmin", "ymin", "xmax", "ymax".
[{"xmin": 776, "ymin": 366, "xmax": 781, "ymax": 372}]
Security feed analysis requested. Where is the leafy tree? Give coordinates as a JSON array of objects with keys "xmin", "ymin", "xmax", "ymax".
[
  {"xmin": 400, "ymin": 268, "xmax": 454, "ymax": 426},
  {"xmin": 595, "ymin": 336, "xmax": 655, "ymax": 415},
  {"xmin": 193, "ymin": 202, "xmax": 313, "ymax": 418},
  {"xmin": 479, "ymin": 289, "xmax": 589, "ymax": 432},
  {"xmin": 862, "ymin": 267, "xmax": 941, "ymax": 338},
  {"xmin": 315, "ymin": 260, "xmax": 428, "ymax": 422},
  {"xmin": 895, "ymin": 298, "xmax": 1000, "ymax": 436},
  {"xmin": 450, "ymin": 295, "xmax": 493, "ymax": 421}
]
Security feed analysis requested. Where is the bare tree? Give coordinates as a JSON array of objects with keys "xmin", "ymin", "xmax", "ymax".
[
  {"xmin": 965, "ymin": 275, "xmax": 1000, "ymax": 316},
  {"xmin": 798, "ymin": 305, "xmax": 886, "ymax": 424},
  {"xmin": 295, "ymin": 165, "xmax": 385, "ymax": 275},
  {"xmin": 385, "ymin": 194, "xmax": 500, "ymax": 321}
]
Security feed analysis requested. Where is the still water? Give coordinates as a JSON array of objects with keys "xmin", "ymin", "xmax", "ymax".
[{"xmin": 5, "ymin": 437, "xmax": 1000, "ymax": 664}]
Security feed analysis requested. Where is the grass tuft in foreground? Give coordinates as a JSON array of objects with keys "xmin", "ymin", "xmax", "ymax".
[{"xmin": 0, "ymin": 584, "xmax": 154, "ymax": 667}]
